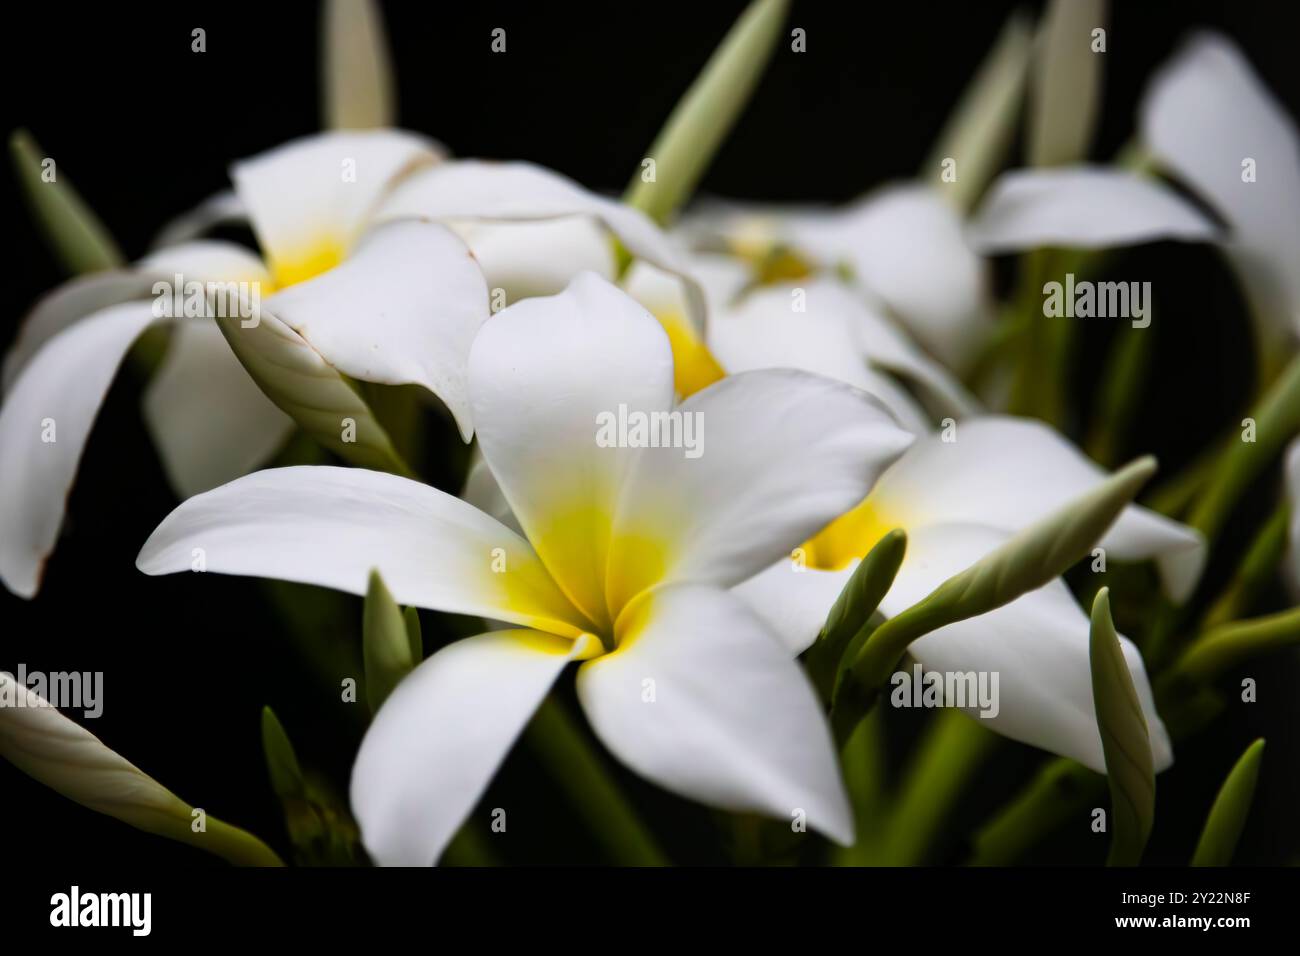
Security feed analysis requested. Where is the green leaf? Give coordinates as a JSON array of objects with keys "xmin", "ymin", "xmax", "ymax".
[
  {"xmin": 403, "ymin": 605, "xmax": 424, "ymax": 664},
  {"xmin": 364, "ymin": 569, "xmax": 416, "ymax": 713},
  {"xmin": 806, "ymin": 529, "xmax": 906, "ymax": 702},
  {"xmin": 1192, "ymin": 739, "xmax": 1265, "ymax": 866},
  {"xmin": 836, "ymin": 456, "xmax": 1158, "ymax": 734},
  {"xmin": 11, "ymin": 128, "xmax": 125, "ymax": 275},
  {"xmin": 321, "ymin": 0, "xmax": 396, "ymax": 129},
  {"xmin": 260, "ymin": 706, "xmax": 306, "ymax": 803},
  {"xmin": 1027, "ymin": 0, "xmax": 1107, "ymax": 167},
  {"xmin": 1090, "ymin": 587, "xmax": 1154, "ymax": 867},
  {"xmin": 924, "ymin": 10, "xmax": 1033, "ymax": 211},
  {"xmin": 624, "ymin": 0, "xmax": 789, "ymax": 226},
  {"xmin": 215, "ymin": 310, "xmax": 412, "ymax": 476}
]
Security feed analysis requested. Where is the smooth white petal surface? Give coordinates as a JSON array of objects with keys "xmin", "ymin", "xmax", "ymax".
[
  {"xmin": 606, "ymin": 369, "xmax": 913, "ymax": 612},
  {"xmin": 791, "ymin": 185, "xmax": 991, "ymax": 370},
  {"xmin": 143, "ymin": 321, "xmax": 295, "ymax": 498},
  {"xmin": 868, "ymin": 416, "xmax": 1205, "ymax": 600},
  {"xmin": 731, "ymin": 559, "xmax": 857, "ymax": 654},
  {"xmin": 1141, "ymin": 33, "xmax": 1300, "ymax": 339},
  {"xmin": 264, "ymin": 220, "xmax": 488, "ymax": 439},
  {"xmin": 377, "ymin": 160, "xmax": 708, "ymax": 329},
  {"xmin": 879, "ymin": 522, "xmax": 1173, "ymax": 773},
  {"xmin": 460, "ymin": 448, "xmax": 522, "ymax": 536},
  {"xmin": 136, "ymin": 465, "xmax": 589, "ymax": 637},
  {"xmin": 351, "ymin": 629, "xmax": 583, "ymax": 866},
  {"xmin": 468, "ymin": 273, "xmax": 675, "ymax": 631},
  {"xmin": 579, "ymin": 585, "xmax": 853, "ymax": 843},
  {"xmin": 968, "ymin": 166, "xmax": 1220, "ymax": 252},
  {"xmin": 0, "ymin": 302, "xmax": 162, "ymax": 597},
  {"xmin": 452, "ymin": 217, "xmax": 616, "ymax": 303},
  {"xmin": 231, "ymin": 130, "xmax": 441, "ymax": 282}
]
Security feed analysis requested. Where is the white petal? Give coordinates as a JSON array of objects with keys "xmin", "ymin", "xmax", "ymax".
[
  {"xmin": 868, "ymin": 416, "xmax": 1205, "ymax": 600},
  {"xmin": 150, "ymin": 190, "xmax": 247, "ymax": 249},
  {"xmin": 136, "ymin": 465, "xmax": 590, "ymax": 637},
  {"xmin": 607, "ymin": 369, "xmax": 913, "ymax": 612},
  {"xmin": 879, "ymin": 522, "xmax": 1172, "ymax": 773},
  {"xmin": 968, "ymin": 166, "xmax": 1220, "ymax": 252},
  {"xmin": 264, "ymin": 220, "xmax": 488, "ymax": 439},
  {"xmin": 143, "ymin": 321, "xmax": 295, "ymax": 498},
  {"xmin": 731, "ymin": 559, "xmax": 858, "ymax": 655},
  {"xmin": 451, "ymin": 217, "xmax": 615, "ymax": 302},
  {"xmin": 460, "ymin": 448, "xmax": 521, "ymax": 536},
  {"xmin": 0, "ymin": 303, "xmax": 162, "ymax": 597},
  {"xmin": 579, "ymin": 585, "xmax": 853, "ymax": 843},
  {"xmin": 376, "ymin": 159, "xmax": 708, "ymax": 330},
  {"xmin": 351, "ymin": 629, "xmax": 584, "ymax": 866},
  {"xmin": 708, "ymin": 278, "xmax": 975, "ymax": 424},
  {"xmin": 791, "ymin": 185, "xmax": 992, "ymax": 370},
  {"xmin": 468, "ymin": 273, "xmax": 676, "ymax": 631},
  {"xmin": 231, "ymin": 130, "xmax": 441, "ymax": 283},
  {"xmin": 1141, "ymin": 33, "xmax": 1300, "ymax": 340},
  {"xmin": 0, "ymin": 672, "xmax": 191, "ymax": 832},
  {"xmin": 4, "ymin": 272, "xmax": 155, "ymax": 391}
]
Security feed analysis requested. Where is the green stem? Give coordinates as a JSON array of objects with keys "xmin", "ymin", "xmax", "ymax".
[
  {"xmin": 968, "ymin": 760, "xmax": 1102, "ymax": 865},
  {"xmin": 1085, "ymin": 322, "xmax": 1155, "ymax": 467},
  {"xmin": 832, "ymin": 707, "xmax": 889, "ymax": 865},
  {"xmin": 876, "ymin": 711, "xmax": 998, "ymax": 865},
  {"xmin": 525, "ymin": 696, "xmax": 669, "ymax": 866},
  {"xmin": 1201, "ymin": 504, "xmax": 1290, "ymax": 629},
  {"xmin": 1175, "ymin": 606, "xmax": 1300, "ymax": 685}
]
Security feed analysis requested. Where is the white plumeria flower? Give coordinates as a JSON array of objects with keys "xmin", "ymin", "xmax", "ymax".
[
  {"xmin": 3, "ymin": 127, "xmax": 706, "ymax": 599},
  {"xmin": 677, "ymin": 187, "xmax": 993, "ymax": 372},
  {"xmin": 1141, "ymin": 32, "xmax": 1300, "ymax": 345},
  {"xmin": 135, "ymin": 273, "xmax": 914, "ymax": 865},
  {"xmin": 734, "ymin": 416, "xmax": 1203, "ymax": 772},
  {"xmin": 623, "ymin": 260, "xmax": 978, "ymax": 431}
]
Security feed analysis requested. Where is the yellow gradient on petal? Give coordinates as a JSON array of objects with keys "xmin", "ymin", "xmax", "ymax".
[
  {"xmin": 801, "ymin": 496, "xmax": 900, "ymax": 571},
  {"xmin": 655, "ymin": 310, "xmax": 725, "ymax": 397},
  {"xmin": 270, "ymin": 237, "xmax": 346, "ymax": 288}
]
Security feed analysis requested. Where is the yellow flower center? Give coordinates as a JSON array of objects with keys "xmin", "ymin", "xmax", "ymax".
[
  {"xmin": 801, "ymin": 496, "xmax": 899, "ymax": 571},
  {"xmin": 269, "ymin": 237, "xmax": 347, "ymax": 288}
]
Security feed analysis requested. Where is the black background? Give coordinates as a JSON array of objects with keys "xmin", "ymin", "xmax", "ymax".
[{"xmin": 2, "ymin": 0, "xmax": 1297, "ymax": 868}]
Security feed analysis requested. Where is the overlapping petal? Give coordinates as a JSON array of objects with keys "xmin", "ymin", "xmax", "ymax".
[
  {"xmin": 579, "ymin": 585, "xmax": 853, "ymax": 844},
  {"xmin": 351, "ymin": 629, "xmax": 589, "ymax": 866}
]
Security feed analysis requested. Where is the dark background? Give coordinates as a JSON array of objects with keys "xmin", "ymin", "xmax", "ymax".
[{"xmin": 2, "ymin": 0, "xmax": 1297, "ymax": 867}]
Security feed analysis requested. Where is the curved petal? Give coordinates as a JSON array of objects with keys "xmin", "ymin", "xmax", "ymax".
[
  {"xmin": 150, "ymin": 190, "xmax": 247, "ymax": 249},
  {"xmin": 264, "ymin": 220, "xmax": 489, "ymax": 439},
  {"xmin": 461, "ymin": 448, "xmax": 522, "ymax": 536},
  {"xmin": 1141, "ymin": 33, "xmax": 1300, "ymax": 340},
  {"xmin": 1285, "ymin": 438, "xmax": 1300, "ymax": 596},
  {"xmin": 143, "ymin": 321, "xmax": 295, "ymax": 498},
  {"xmin": 967, "ymin": 166, "xmax": 1220, "ymax": 252},
  {"xmin": 607, "ymin": 369, "xmax": 913, "ymax": 614},
  {"xmin": 580, "ymin": 585, "xmax": 852, "ymax": 844},
  {"xmin": 708, "ymin": 278, "xmax": 976, "ymax": 423},
  {"xmin": 351, "ymin": 629, "xmax": 586, "ymax": 866},
  {"xmin": 731, "ymin": 559, "xmax": 857, "ymax": 655},
  {"xmin": 878, "ymin": 522, "xmax": 1173, "ymax": 773},
  {"xmin": 451, "ymin": 217, "xmax": 616, "ymax": 304},
  {"xmin": 867, "ymin": 416, "xmax": 1205, "ymax": 600},
  {"xmin": 136, "ymin": 465, "xmax": 590, "ymax": 637},
  {"xmin": 621, "ymin": 258, "xmax": 732, "ymax": 398},
  {"xmin": 231, "ymin": 130, "xmax": 442, "ymax": 285},
  {"xmin": 0, "ymin": 302, "xmax": 162, "ymax": 597},
  {"xmin": 468, "ymin": 273, "xmax": 676, "ymax": 632},
  {"xmin": 791, "ymin": 184, "xmax": 992, "ymax": 370},
  {"xmin": 376, "ymin": 159, "xmax": 708, "ymax": 330}
]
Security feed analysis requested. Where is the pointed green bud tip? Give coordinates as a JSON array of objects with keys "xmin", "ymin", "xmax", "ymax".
[
  {"xmin": 260, "ymin": 706, "xmax": 305, "ymax": 802},
  {"xmin": 363, "ymin": 568, "xmax": 415, "ymax": 713},
  {"xmin": 1191, "ymin": 738, "xmax": 1265, "ymax": 867}
]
